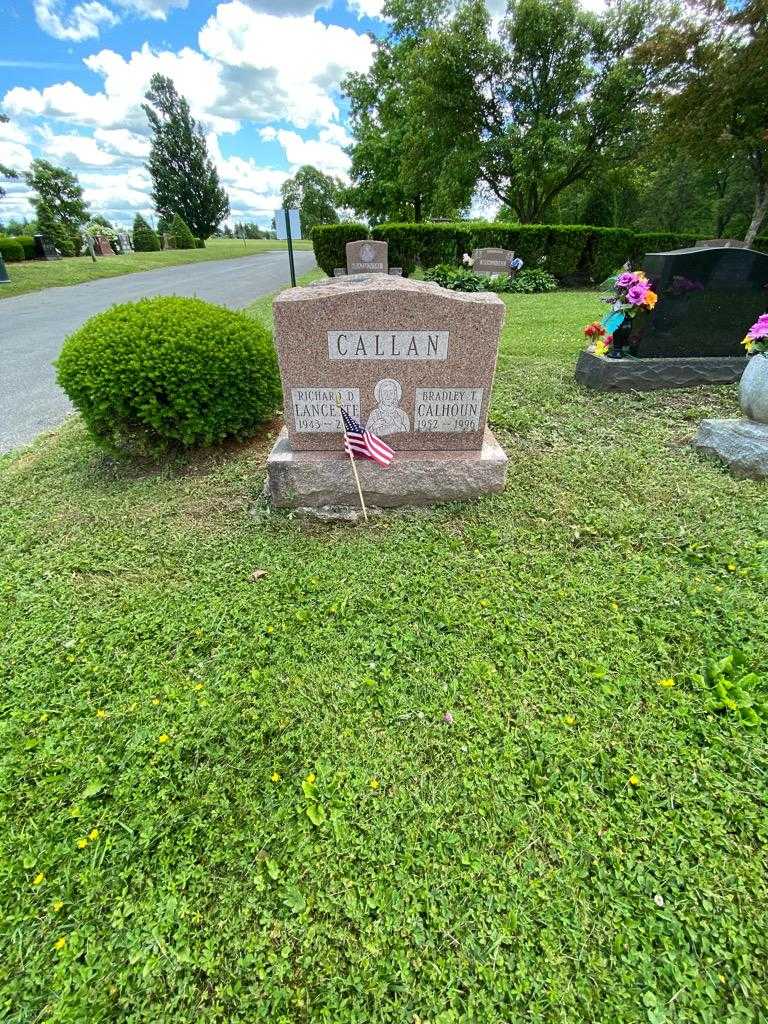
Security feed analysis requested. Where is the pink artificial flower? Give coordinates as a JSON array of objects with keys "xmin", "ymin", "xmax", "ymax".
[
  {"xmin": 747, "ymin": 313, "xmax": 768, "ymax": 340},
  {"xmin": 627, "ymin": 282, "xmax": 650, "ymax": 306}
]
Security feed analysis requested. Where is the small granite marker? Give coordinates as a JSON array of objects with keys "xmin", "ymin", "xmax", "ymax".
[
  {"xmin": 472, "ymin": 247, "xmax": 515, "ymax": 276},
  {"xmin": 346, "ymin": 239, "xmax": 388, "ymax": 275},
  {"xmin": 265, "ymin": 275, "xmax": 508, "ymax": 509},
  {"xmin": 93, "ymin": 235, "xmax": 114, "ymax": 257},
  {"xmin": 33, "ymin": 233, "xmax": 60, "ymax": 261}
]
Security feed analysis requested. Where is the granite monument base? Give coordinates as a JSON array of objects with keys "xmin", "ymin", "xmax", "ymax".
[
  {"xmin": 575, "ymin": 349, "xmax": 747, "ymax": 392},
  {"xmin": 693, "ymin": 419, "xmax": 768, "ymax": 479},
  {"xmin": 265, "ymin": 426, "xmax": 508, "ymax": 509}
]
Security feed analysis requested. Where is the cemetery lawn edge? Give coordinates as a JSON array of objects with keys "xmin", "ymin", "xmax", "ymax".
[{"xmin": 1, "ymin": 289, "xmax": 767, "ymax": 1023}]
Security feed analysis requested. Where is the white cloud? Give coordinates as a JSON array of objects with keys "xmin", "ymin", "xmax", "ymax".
[
  {"xmin": 40, "ymin": 127, "xmax": 119, "ymax": 166},
  {"xmin": 113, "ymin": 0, "xmax": 188, "ymax": 18},
  {"xmin": 347, "ymin": 0, "xmax": 385, "ymax": 17},
  {"xmin": 34, "ymin": 0, "xmax": 119, "ymax": 42},
  {"xmin": 270, "ymin": 128, "xmax": 350, "ymax": 178},
  {"xmin": 242, "ymin": 0, "xmax": 328, "ymax": 11},
  {"xmin": 198, "ymin": 2, "xmax": 374, "ymax": 128},
  {"xmin": 0, "ymin": 120, "xmax": 34, "ymax": 175},
  {"xmin": 94, "ymin": 127, "xmax": 151, "ymax": 157}
]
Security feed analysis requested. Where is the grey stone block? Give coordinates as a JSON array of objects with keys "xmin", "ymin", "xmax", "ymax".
[
  {"xmin": 265, "ymin": 427, "xmax": 508, "ymax": 509},
  {"xmin": 575, "ymin": 349, "xmax": 747, "ymax": 392},
  {"xmin": 694, "ymin": 419, "xmax": 768, "ymax": 479}
]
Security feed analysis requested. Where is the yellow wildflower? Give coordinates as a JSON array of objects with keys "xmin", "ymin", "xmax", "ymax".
[
  {"xmin": 96, "ymin": 709, "xmax": 108, "ymax": 719},
  {"xmin": 563, "ymin": 715, "xmax": 577, "ymax": 726},
  {"xmin": 658, "ymin": 678, "xmax": 675, "ymax": 688},
  {"xmin": 52, "ymin": 900, "xmax": 64, "ymax": 913},
  {"xmin": 305, "ymin": 772, "xmax": 316, "ymax": 784},
  {"xmin": 194, "ymin": 683, "xmax": 204, "ymax": 692},
  {"xmin": 369, "ymin": 778, "xmax": 380, "ymax": 790},
  {"xmin": 76, "ymin": 838, "xmax": 88, "ymax": 849},
  {"xmin": 151, "ymin": 698, "xmax": 161, "ymax": 705},
  {"xmin": 33, "ymin": 873, "xmax": 45, "ymax": 886},
  {"xmin": 727, "ymin": 563, "xmax": 736, "ymax": 571},
  {"xmin": 39, "ymin": 713, "xmax": 49, "ymax": 723},
  {"xmin": 628, "ymin": 774, "xmax": 640, "ymax": 787},
  {"xmin": 158, "ymin": 734, "xmax": 170, "ymax": 744},
  {"xmin": 611, "ymin": 601, "xmax": 619, "ymax": 610},
  {"xmin": 53, "ymin": 937, "xmax": 66, "ymax": 951},
  {"xmin": 270, "ymin": 772, "xmax": 281, "ymax": 783},
  {"xmin": 88, "ymin": 829, "xmax": 99, "ymax": 841}
]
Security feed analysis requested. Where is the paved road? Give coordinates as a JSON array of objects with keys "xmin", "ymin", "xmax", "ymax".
[{"xmin": 1, "ymin": 248, "xmax": 317, "ymax": 453}]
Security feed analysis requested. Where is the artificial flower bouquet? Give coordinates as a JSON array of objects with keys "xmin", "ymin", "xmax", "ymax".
[
  {"xmin": 583, "ymin": 267, "xmax": 658, "ymax": 357},
  {"xmin": 742, "ymin": 313, "xmax": 768, "ymax": 356}
]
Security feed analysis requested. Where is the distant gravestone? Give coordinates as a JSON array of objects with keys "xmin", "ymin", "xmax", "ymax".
[
  {"xmin": 631, "ymin": 245, "xmax": 768, "ymax": 358},
  {"xmin": 265, "ymin": 276, "xmax": 508, "ymax": 508},
  {"xmin": 34, "ymin": 233, "xmax": 60, "ymax": 261},
  {"xmin": 93, "ymin": 235, "xmax": 114, "ymax": 256},
  {"xmin": 346, "ymin": 239, "xmax": 388, "ymax": 275},
  {"xmin": 695, "ymin": 238, "xmax": 749, "ymax": 249},
  {"xmin": 472, "ymin": 248, "xmax": 515, "ymax": 275},
  {"xmin": 117, "ymin": 232, "xmax": 132, "ymax": 253},
  {"xmin": 162, "ymin": 232, "xmax": 172, "ymax": 250},
  {"xmin": 0, "ymin": 253, "xmax": 9, "ymax": 284}
]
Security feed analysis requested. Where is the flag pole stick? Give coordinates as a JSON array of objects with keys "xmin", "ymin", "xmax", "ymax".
[{"xmin": 336, "ymin": 395, "xmax": 368, "ymax": 522}]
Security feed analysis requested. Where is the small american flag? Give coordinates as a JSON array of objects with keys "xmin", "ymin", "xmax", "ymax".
[{"xmin": 340, "ymin": 407, "xmax": 394, "ymax": 467}]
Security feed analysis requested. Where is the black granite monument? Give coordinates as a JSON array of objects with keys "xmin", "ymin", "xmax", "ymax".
[
  {"xmin": 33, "ymin": 233, "xmax": 61, "ymax": 261},
  {"xmin": 0, "ymin": 253, "xmax": 9, "ymax": 284},
  {"xmin": 630, "ymin": 245, "xmax": 768, "ymax": 358}
]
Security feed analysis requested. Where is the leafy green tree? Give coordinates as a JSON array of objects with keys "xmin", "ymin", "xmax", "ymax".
[
  {"xmin": 143, "ymin": 74, "xmax": 230, "ymax": 240},
  {"xmin": 132, "ymin": 213, "xmax": 160, "ymax": 252},
  {"xmin": 650, "ymin": 0, "xmax": 768, "ymax": 245},
  {"xmin": 25, "ymin": 159, "xmax": 88, "ymax": 249},
  {"xmin": 170, "ymin": 213, "xmax": 195, "ymax": 249},
  {"xmin": 342, "ymin": 1, "xmax": 476, "ymax": 223},
  {"xmin": 356, "ymin": 0, "xmax": 665, "ymax": 224},
  {"xmin": 36, "ymin": 200, "xmax": 76, "ymax": 256},
  {"xmin": 0, "ymin": 113, "xmax": 18, "ymax": 200},
  {"xmin": 281, "ymin": 165, "xmax": 341, "ymax": 236}
]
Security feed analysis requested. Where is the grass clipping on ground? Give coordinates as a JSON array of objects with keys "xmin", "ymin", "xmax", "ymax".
[{"xmin": 1, "ymin": 290, "xmax": 767, "ymax": 1022}]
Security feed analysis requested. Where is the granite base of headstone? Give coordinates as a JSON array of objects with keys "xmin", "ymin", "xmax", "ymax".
[
  {"xmin": 693, "ymin": 353, "xmax": 768, "ymax": 478},
  {"xmin": 346, "ymin": 239, "xmax": 388, "ymax": 276},
  {"xmin": 265, "ymin": 275, "xmax": 508, "ymax": 510},
  {"xmin": 388, "ymin": 267, "xmax": 403, "ymax": 277},
  {"xmin": 34, "ymin": 233, "xmax": 60, "ymax": 261},
  {"xmin": 575, "ymin": 348, "xmax": 747, "ymax": 391},
  {"xmin": 693, "ymin": 419, "xmax": 768, "ymax": 479},
  {"xmin": 0, "ymin": 254, "xmax": 9, "ymax": 284},
  {"xmin": 333, "ymin": 268, "xmax": 347, "ymax": 277}
]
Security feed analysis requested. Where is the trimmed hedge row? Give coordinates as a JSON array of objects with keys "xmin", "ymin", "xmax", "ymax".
[{"xmin": 312, "ymin": 222, "xmax": 768, "ymax": 282}]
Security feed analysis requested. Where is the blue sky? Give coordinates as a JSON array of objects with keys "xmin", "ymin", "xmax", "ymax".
[{"xmin": 0, "ymin": 0, "xmax": 390, "ymax": 229}]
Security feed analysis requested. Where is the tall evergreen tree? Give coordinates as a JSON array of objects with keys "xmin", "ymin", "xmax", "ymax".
[
  {"xmin": 132, "ymin": 213, "xmax": 160, "ymax": 252},
  {"xmin": 25, "ymin": 159, "xmax": 88, "ymax": 249},
  {"xmin": 142, "ymin": 75, "xmax": 230, "ymax": 239}
]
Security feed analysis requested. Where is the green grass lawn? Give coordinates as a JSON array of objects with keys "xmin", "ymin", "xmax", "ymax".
[
  {"xmin": 2, "ymin": 289, "xmax": 767, "ymax": 1023},
  {"xmin": 0, "ymin": 237, "xmax": 314, "ymax": 300}
]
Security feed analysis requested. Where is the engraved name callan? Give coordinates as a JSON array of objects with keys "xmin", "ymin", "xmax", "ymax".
[{"xmin": 328, "ymin": 330, "xmax": 449, "ymax": 361}]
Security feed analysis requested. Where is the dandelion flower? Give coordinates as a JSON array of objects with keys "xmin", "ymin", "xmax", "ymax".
[
  {"xmin": 76, "ymin": 838, "xmax": 88, "ymax": 849},
  {"xmin": 52, "ymin": 900, "xmax": 64, "ymax": 913},
  {"xmin": 369, "ymin": 778, "xmax": 380, "ymax": 790},
  {"xmin": 305, "ymin": 772, "xmax": 316, "ymax": 784},
  {"xmin": 658, "ymin": 678, "xmax": 675, "ymax": 687},
  {"xmin": 158, "ymin": 734, "xmax": 170, "ymax": 744},
  {"xmin": 33, "ymin": 873, "xmax": 45, "ymax": 886},
  {"xmin": 88, "ymin": 829, "xmax": 99, "ymax": 841},
  {"xmin": 270, "ymin": 772, "xmax": 281, "ymax": 783},
  {"xmin": 53, "ymin": 937, "xmax": 66, "ymax": 951},
  {"xmin": 628, "ymin": 774, "xmax": 640, "ymax": 787},
  {"xmin": 96, "ymin": 709, "xmax": 108, "ymax": 719},
  {"xmin": 563, "ymin": 715, "xmax": 576, "ymax": 726}
]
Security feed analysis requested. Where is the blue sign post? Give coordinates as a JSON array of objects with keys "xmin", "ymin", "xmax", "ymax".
[{"xmin": 275, "ymin": 207, "xmax": 302, "ymax": 288}]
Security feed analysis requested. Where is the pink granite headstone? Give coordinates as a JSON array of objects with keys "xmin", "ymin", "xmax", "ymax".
[
  {"xmin": 273, "ymin": 276, "xmax": 505, "ymax": 453},
  {"xmin": 93, "ymin": 236, "xmax": 114, "ymax": 256}
]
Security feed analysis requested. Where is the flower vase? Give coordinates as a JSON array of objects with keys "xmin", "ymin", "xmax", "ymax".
[
  {"xmin": 608, "ymin": 319, "xmax": 633, "ymax": 360},
  {"xmin": 740, "ymin": 354, "xmax": 768, "ymax": 423}
]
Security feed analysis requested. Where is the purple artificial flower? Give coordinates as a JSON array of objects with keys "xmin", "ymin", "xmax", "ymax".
[
  {"xmin": 616, "ymin": 272, "xmax": 636, "ymax": 288},
  {"xmin": 627, "ymin": 282, "xmax": 650, "ymax": 306}
]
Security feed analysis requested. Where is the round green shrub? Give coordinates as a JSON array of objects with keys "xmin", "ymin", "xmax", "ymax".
[
  {"xmin": 170, "ymin": 214, "xmax": 196, "ymax": 250},
  {"xmin": 56, "ymin": 297, "xmax": 282, "ymax": 457},
  {"xmin": 0, "ymin": 237, "xmax": 25, "ymax": 262},
  {"xmin": 15, "ymin": 235, "xmax": 36, "ymax": 260}
]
